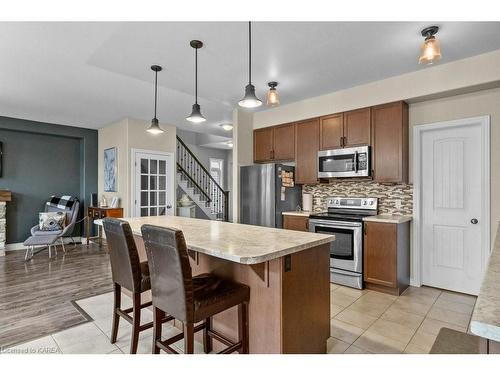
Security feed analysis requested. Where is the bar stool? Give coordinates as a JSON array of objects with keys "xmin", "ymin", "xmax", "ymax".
[
  {"xmin": 103, "ymin": 218, "xmax": 173, "ymax": 354},
  {"xmin": 141, "ymin": 224, "xmax": 250, "ymax": 354}
]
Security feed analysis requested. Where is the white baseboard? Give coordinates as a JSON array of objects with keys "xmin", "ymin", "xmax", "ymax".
[{"xmin": 2, "ymin": 237, "xmax": 84, "ymax": 253}]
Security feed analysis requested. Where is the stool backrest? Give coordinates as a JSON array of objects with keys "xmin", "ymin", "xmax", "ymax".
[
  {"xmin": 141, "ymin": 224, "xmax": 193, "ymax": 322},
  {"xmin": 103, "ymin": 218, "xmax": 142, "ymax": 293}
]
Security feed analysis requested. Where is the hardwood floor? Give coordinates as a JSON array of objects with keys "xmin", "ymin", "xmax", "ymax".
[{"xmin": 0, "ymin": 243, "xmax": 113, "ymax": 348}]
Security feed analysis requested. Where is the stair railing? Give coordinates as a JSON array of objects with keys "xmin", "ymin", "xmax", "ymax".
[{"xmin": 176, "ymin": 136, "xmax": 229, "ymax": 221}]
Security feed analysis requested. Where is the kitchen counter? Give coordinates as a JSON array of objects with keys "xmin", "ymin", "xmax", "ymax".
[
  {"xmin": 470, "ymin": 225, "xmax": 500, "ymax": 342},
  {"xmin": 96, "ymin": 215, "xmax": 333, "ymax": 353},
  {"xmin": 282, "ymin": 211, "xmax": 311, "ymax": 217},
  {"xmin": 95, "ymin": 216, "xmax": 333, "ymax": 264},
  {"xmin": 363, "ymin": 214, "xmax": 412, "ymax": 224}
]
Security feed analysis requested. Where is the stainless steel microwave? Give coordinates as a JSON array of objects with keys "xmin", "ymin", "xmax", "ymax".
[{"xmin": 318, "ymin": 146, "xmax": 370, "ymax": 178}]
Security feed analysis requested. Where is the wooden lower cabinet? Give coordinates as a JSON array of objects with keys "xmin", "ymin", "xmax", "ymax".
[
  {"xmin": 283, "ymin": 215, "xmax": 309, "ymax": 232},
  {"xmin": 363, "ymin": 220, "xmax": 410, "ymax": 295}
]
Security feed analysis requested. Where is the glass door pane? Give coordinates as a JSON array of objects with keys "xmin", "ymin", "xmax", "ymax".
[{"xmin": 136, "ymin": 153, "xmax": 169, "ymax": 217}]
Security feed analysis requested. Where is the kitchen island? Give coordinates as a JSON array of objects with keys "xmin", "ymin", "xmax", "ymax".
[{"xmin": 96, "ymin": 216, "xmax": 334, "ymax": 354}]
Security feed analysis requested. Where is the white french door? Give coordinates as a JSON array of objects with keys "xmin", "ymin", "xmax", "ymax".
[
  {"xmin": 414, "ymin": 116, "xmax": 490, "ymax": 295},
  {"xmin": 133, "ymin": 150, "xmax": 174, "ymax": 217}
]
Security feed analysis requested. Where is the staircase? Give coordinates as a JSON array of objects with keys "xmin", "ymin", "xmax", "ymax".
[{"xmin": 176, "ymin": 136, "xmax": 229, "ymax": 221}]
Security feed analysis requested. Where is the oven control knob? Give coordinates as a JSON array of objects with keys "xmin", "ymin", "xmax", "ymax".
[
  {"xmin": 363, "ymin": 201, "xmax": 367, "ymax": 205},
  {"xmin": 369, "ymin": 201, "xmax": 374, "ymax": 205}
]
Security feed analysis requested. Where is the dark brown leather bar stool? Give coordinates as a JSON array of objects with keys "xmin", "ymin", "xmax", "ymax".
[
  {"xmin": 141, "ymin": 224, "xmax": 250, "ymax": 354},
  {"xmin": 103, "ymin": 218, "xmax": 173, "ymax": 354}
]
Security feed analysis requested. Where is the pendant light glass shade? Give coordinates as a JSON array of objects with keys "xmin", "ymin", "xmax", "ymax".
[
  {"xmin": 186, "ymin": 103, "xmax": 206, "ymax": 123},
  {"xmin": 239, "ymin": 83, "xmax": 262, "ymax": 108},
  {"xmin": 186, "ymin": 40, "xmax": 206, "ymax": 123},
  {"xmin": 419, "ymin": 26, "xmax": 442, "ymax": 65},
  {"xmin": 266, "ymin": 81, "xmax": 280, "ymax": 107},
  {"xmin": 147, "ymin": 65, "xmax": 165, "ymax": 134},
  {"xmin": 239, "ymin": 22, "xmax": 262, "ymax": 108}
]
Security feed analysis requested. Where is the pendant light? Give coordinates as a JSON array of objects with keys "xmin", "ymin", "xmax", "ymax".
[
  {"xmin": 147, "ymin": 65, "xmax": 165, "ymax": 134},
  {"xmin": 238, "ymin": 21, "xmax": 262, "ymax": 108},
  {"xmin": 186, "ymin": 40, "xmax": 206, "ymax": 123},
  {"xmin": 419, "ymin": 26, "xmax": 442, "ymax": 65},
  {"xmin": 266, "ymin": 81, "xmax": 280, "ymax": 107}
]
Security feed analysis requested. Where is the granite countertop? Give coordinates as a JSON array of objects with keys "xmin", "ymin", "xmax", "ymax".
[
  {"xmin": 362, "ymin": 214, "xmax": 412, "ymax": 224},
  {"xmin": 470, "ymin": 226, "xmax": 500, "ymax": 342},
  {"xmin": 282, "ymin": 211, "xmax": 311, "ymax": 217},
  {"xmin": 94, "ymin": 216, "xmax": 334, "ymax": 265}
]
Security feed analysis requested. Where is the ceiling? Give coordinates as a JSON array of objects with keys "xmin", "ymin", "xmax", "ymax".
[{"xmin": 1, "ymin": 21, "xmax": 500, "ymax": 137}]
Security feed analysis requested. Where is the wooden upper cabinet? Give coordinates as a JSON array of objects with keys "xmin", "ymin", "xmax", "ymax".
[
  {"xmin": 319, "ymin": 113, "xmax": 343, "ymax": 150},
  {"xmin": 273, "ymin": 123, "xmax": 295, "ymax": 161},
  {"xmin": 343, "ymin": 107, "xmax": 371, "ymax": 147},
  {"xmin": 364, "ymin": 221, "xmax": 397, "ymax": 288},
  {"xmin": 295, "ymin": 118, "xmax": 320, "ymax": 184},
  {"xmin": 371, "ymin": 101, "xmax": 408, "ymax": 183},
  {"xmin": 254, "ymin": 124, "xmax": 295, "ymax": 163},
  {"xmin": 254, "ymin": 127, "xmax": 274, "ymax": 162}
]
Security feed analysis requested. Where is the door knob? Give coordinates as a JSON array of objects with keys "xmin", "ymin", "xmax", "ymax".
[{"xmin": 471, "ymin": 218, "xmax": 478, "ymax": 224}]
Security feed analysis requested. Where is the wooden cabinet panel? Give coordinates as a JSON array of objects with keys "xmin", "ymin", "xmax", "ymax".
[
  {"xmin": 283, "ymin": 215, "xmax": 309, "ymax": 232},
  {"xmin": 364, "ymin": 221, "xmax": 397, "ymax": 288},
  {"xmin": 254, "ymin": 127, "xmax": 274, "ymax": 162},
  {"xmin": 371, "ymin": 101, "xmax": 408, "ymax": 183},
  {"xmin": 343, "ymin": 107, "xmax": 371, "ymax": 147},
  {"xmin": 273, "ymin": 123, "xmax": 295, "ymax": 161},
  {"xmin": 295, "ymin": 118, "xmax": 320, "ymax": 184},
  {"xmin": 319, "ymin": 113, "xmax": 343, "ymax": 150}
]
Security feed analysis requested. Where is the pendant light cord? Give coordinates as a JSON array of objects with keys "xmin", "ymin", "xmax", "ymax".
[
  {"xmin": 195, "ymin": 46, "xmax": 198, "ymax": 105},
  {"xmin": 154, "ymin": 70, "xmax": 158, "ymax": 118},
  {"xmin": 248, "ymin": 21, "xmax": 252, "ymax": 84}
]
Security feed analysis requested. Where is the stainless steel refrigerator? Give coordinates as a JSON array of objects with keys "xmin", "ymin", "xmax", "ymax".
[{"xmin": 240, "ymin": 164, "xmax": 302, "ymax": 228}]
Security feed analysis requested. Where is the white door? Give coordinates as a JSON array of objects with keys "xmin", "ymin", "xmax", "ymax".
[
  {"xmin": 420, "ymin": 118, "xmax": 489, "ymax": 295},
  {"xmin": 133, "ymin": 151, "xmax": 173, "ymax": 217}
]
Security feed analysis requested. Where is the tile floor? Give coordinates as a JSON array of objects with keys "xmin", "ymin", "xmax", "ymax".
[
  {"xmin": 327, "ymin": 284, "xmax": 477, "ymax": 354},
  {"xmin": 1, "ymin": 284, "xmax": 477, "ymax": 354}
]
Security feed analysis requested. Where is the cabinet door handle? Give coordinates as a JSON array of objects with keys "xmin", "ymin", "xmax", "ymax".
[
  {"xmin": 343, "ymin": 136, "xmax": 347, "ymax": 147},
  {"xmin": 340, "ymin": 137, "xmax": 343, "ymax": 148}
]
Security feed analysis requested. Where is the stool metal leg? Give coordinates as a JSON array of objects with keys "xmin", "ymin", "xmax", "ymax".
[
  {"xmin": 60, "ymin": 238, "xmax": 66, "ymax": 253},
  {"xmin": 48, "ymin": 245, "xmax": 51, "ymax": 258}
]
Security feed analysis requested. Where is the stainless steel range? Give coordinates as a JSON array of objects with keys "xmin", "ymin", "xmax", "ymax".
[{"xmin": 309, "ymin": 197, "xmax": 378, "ymax": 289}]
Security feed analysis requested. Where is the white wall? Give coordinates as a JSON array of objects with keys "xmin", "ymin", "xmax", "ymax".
[
  {"xmin": 98, "ymin": 118, "xmax": 176, "ymax": 217},
  {"xmin": 232, "ymin": 108, "xmax": 254, "ymax": 222}
]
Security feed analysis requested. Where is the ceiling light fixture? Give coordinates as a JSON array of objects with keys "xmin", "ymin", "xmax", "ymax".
[
  {"xmin": 419, "ymin": 26, "xmax": 442, "ymax": 65},
  {"xmin": 266, "ymin": 81, "xmax": 280, "ymax": 107},
  {"xmin": 220, "ymin": 123, "xmax": 233, "ymax": 131},
  {"xmin": 147, "ymin": 65, "xmax": 165, "ymax": 134},
  {"xmin": 238, "ymin": 21, "xmax": 262, "ymax": 108},
  {"xmin": 186, "ymin": 40, "xmax": 206, "ymax": 123}
]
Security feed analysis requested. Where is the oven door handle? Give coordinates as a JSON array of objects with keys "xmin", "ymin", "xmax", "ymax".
[
  {"xmin": 309, "ymin": 219, "xmax": 362, "ymax": 228},
  {"xmin": 354, "ymin": 151, "xmax": 358, "ymax": 173}
]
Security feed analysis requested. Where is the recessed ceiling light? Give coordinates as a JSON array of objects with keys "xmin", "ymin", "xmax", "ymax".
[
  {"xmin": 419, "ymin": 26, "xmax": 442, "ymax": 65},
  {"xmin": 220, "ymin": 123, "xmax": 233, "ymax": 131}
]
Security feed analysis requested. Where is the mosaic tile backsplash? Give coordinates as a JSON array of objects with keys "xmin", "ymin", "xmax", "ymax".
[{"xmin": 303, "ymin": 180, "xmax": 413, "ymax": 215}]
